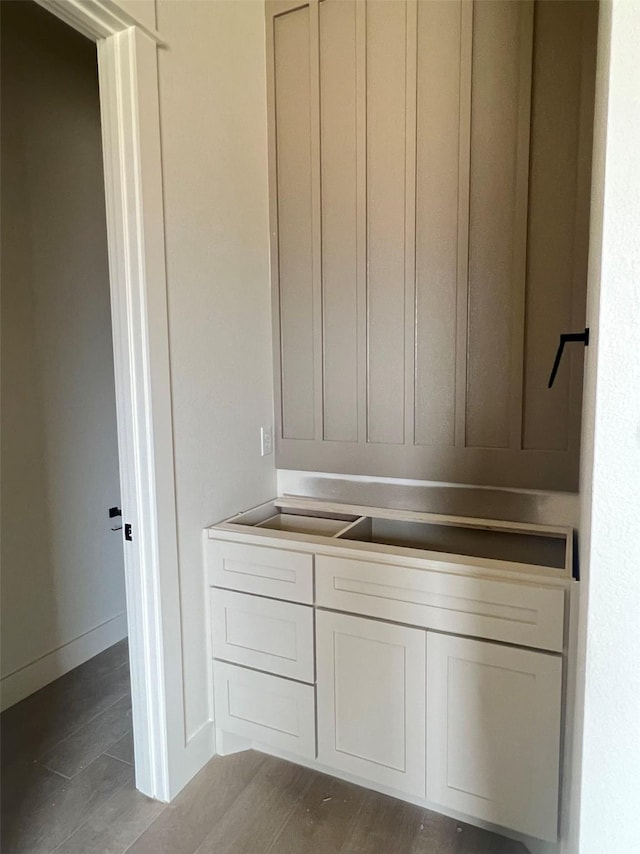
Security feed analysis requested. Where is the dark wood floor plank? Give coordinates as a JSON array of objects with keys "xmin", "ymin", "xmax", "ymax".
[
  {"xmin": 1, "ymin": 761, "xmax": 67, "ymax": 853},
  {"xmin": 54, "ymin": 777, "xmax": 165, "ymax": 854},
  {"xmin": 41, "ymin": 694, "xmax": 132, "ymax": 779},
  {"xmin": 105, "ymin": 730, "xmax": 134, "ymax": 766},
  {"xmin": 192, "ymin": 754, "xmax": 316, "ymax": 854},
  {"xmin": 338, "ymin": 788, "xmax": 425, "ymax": 854},
  {"xmin": 1, "ymin": 641, "xmax": 131, "ymax": 767},
  {"xmin": 267, "ymin": 769, "xmax": 367, "ymax": 854},
  {"xmin": 125, "ymin": 751, "xmax": 267, "ymax": 854},
  {"xmin": 410, "ymin": 808, "xmax": 531, "ymax": 854},
  {"xmin": 1, "ymin": 754, "xmax": 132, "ymax": 854}
]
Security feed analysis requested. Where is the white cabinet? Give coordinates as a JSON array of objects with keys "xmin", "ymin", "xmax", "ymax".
[
  {"xmin": 206, "ymin": 499, "xmax": 571, "ymax": 842},
  {"xmin": 316, "ymin": 553, "xmax": 565, "ymax": 652},
  {"xmin": 210, "ymin": 589, "xmax": 314, "ymax": 683},
  {"xmin": 205, "ymin": 538, "xmax": 313, "ymax": 603},
  {"xmin": 213, "ymin": 661, "xmax": 316, "ymax": 760},
  {"xmin": 426, "ymin": 632, "xmax": 562, "ymax": 842},
  {"xmin": 316, "ymin": 610, "xmax": 427, "ymax": 797}
]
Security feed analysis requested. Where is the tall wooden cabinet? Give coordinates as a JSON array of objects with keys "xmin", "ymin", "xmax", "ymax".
[{"xmin": 266, "ymin": 0, "xmax": 598, "ymax": 490}]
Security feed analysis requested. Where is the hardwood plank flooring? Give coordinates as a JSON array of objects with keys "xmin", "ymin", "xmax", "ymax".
[
  {"xmin": 1, "ymin": 640, "xmax": 134, "ymax": 854},
  {"xmin": 54, "ymin": 779, "xmax": 164, "ymax": 854},
  {"xmin": 126, "ymin": 751, "xmax": 268, "ymax": 854},
  {"xmin": 192, "ymin": 757, "xmax": 317, "ymax": 854},
  {"xmin": 267, "ymin": 771, "xmax": 367, "ymax": 853},
  {"xmin": 104, "ymin": 731, "xmax": 134, "ymax": 766},
  {"xmin": 41, "ymin": 694, "xmax": 132, "ymax": 779},
  {"xmin": 1, "ymin": 640, "xmax": 530, "ymax": 854},
  {"xmin": 339, "ymin": 790, "xmax": 425, "ymax": 854}
]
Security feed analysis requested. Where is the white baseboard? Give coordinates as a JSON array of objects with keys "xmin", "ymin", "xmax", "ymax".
[{"xmin": 0, "ymin": 612, "xmax": 128, "ymax": 712}]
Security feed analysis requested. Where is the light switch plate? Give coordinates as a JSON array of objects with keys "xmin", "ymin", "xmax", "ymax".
[{"xmin": 260, "ymin": 425, "xmax": 273, "ymax": 456}]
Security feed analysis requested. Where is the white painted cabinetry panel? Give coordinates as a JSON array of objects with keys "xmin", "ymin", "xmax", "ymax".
[
  {"xmin": 210, "ymin": 589, "xmax": 314, "ymax": 683},
  {"xmin": 316, "ymin": 554, "xmax": 564, "ymax": 651},
  {"xmin": 207, "ymin": 499, "xmax": 571, "ymax": 841},
  {"xmin": 426, "ymin": 632, "xmax": 562, "ymax": 841},
  {"xmin": 205, "ymin": 538, "xmax": 313, "ymax": 603},
  {"xmin": 213, "ymin": 661, "xmax": 316, "ymax": 760},
  {"xmin": 316, "ymin": 610, "xmax": 426, "ymax": 797}
]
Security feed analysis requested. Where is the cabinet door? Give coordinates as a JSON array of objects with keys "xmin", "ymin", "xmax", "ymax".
[
  {"xmin": 426, "ymin": 633, "xmax": 562, "ymax": 841},
  {"xmin": 316, "ymin": 610, "xmax": 426, "ymax": 796}
]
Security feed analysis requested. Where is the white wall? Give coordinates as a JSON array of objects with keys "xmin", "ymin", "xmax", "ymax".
[
  {"xmin": 572, "ymin": 1, "xmax": 640, "ymax": 851},
  {"xmin": 0, "ymin": 2, "xmax": 126, "ymax": 708},
  {"xmin": 155, "ymin": 0, "xmax": 276, "ymax": 740}
]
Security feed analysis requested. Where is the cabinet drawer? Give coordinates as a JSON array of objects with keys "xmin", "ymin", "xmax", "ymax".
[
  {"xmin": 213, "ymin": 661, "xmax": 316, "ymax": 760},
  {"xmin": 210, "ymin": 589, "xmax": 314, "ymax": 683},
  {"xmin": 205, "ymin": 538, "xmax": 313, "ymax": 603},
  {"xmin": 316, "ymin": 555, "xmax": 564, "ymax": 651}
]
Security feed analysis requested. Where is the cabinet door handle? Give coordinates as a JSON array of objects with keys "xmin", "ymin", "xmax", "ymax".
[{"xmin": 548, "ymin": 328, "xmax": 589, "ymax": 388}]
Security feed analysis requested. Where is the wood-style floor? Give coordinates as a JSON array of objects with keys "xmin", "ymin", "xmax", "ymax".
[{"xmin": 1, "ymin": 641, "xmax": 529, "ymax": 854}]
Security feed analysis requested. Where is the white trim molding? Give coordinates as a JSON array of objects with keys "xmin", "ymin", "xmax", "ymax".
[
  {"xmin": 97, "ymin": 24, "xmax": 176, "ymax": 802},
  {"xmin": 0, "ymin": 613, "xmax": 128, "ymax": 713},
  {"xmin": 32, "ymin": 0, "xmax": 214, "ymax": 802},
  {"xmin": 36, "ymin": 0, "xmax": 163, "ymax": 43}
]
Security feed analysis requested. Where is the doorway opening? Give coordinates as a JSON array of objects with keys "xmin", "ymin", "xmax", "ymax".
[
  {"xmin": 0, "ymin": 3, "xmax": 132, "ymax": 847},
  {"xmin": 1, "ymin": 0, "xmax": 180, "ymax": 818}
]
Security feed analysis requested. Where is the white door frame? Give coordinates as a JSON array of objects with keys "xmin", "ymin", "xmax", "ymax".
[{"xmin": 34, "ymin": 0, "xmax": 181, "ymax": 802}]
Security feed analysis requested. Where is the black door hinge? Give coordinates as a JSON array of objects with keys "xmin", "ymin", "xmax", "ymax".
[{"xmin": 124, "ymin": 523, "xmax": 133, "ymax": 542}]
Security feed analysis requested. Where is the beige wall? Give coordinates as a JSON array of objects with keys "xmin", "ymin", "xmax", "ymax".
[
  {"xmin": 156, "ymin": 0, "xmax": 276, "ymax": 738},
  {"xmin": 116, "ymin": 0, "xmax": 156, "ymax": 29},
  {"xmin": 572, "ymin": 2, "xmax": 640, "ymax": 851},
  {"xmin": 1, "ymin": 2, "xmax": 126, "ymax": 703}
]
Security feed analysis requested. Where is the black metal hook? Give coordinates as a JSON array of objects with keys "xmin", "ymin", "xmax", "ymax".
[{"xmin": 548, "ymin": 328, "xmax": 589, "ymax": 388}]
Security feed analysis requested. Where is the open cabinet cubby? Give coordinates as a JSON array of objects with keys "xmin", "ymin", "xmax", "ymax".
[
  {"xmin": 229, "ymin": 502, "xmax": 360, "ymax": 537},
  {"xmin": 340, "ymin": 516, "xmax": 567, "ymax": 569},
  {"xmin": 223, "ymin": 499, "xmax": 571, "ymax": 575}
]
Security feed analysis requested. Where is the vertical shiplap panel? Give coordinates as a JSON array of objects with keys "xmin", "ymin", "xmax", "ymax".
[
  {"xmin": 274, "ymin": 6, "xmax": 315, "ymax": 439},
  {"xmin": 366, "ymin": 0, "xmax": 407, "ymax": 445},
  {"xmin": 403, "ymin": 0, "xmax": 418, "ymax": 447},
  {"xmin": 454, "ymin": 1, "xmax": 473, "ymax": 450},
  {"xmin": 309, "ymin": 1, "xmax": 324, "ymax": 441},
  {"xmin": 509, "ymin": 3, "xmax": 534, "ymax": 451},
  {"xmin": 414, "ymin": 0, "xmax": 463, "ymax": 447},
  {"xmin": 465, "ymin": 0, "xmax": 527, "ymax": 449},
  {"xmin": 355, "ymin": 0, "xmax": 367, "ymax": 444},
  {"xmin": 319, "ymin": 0, "xmax": 358, "ymax": 442},
  {"xmin": 523, "ymin": 0, "xmax": 594, "ymax": 450}
]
